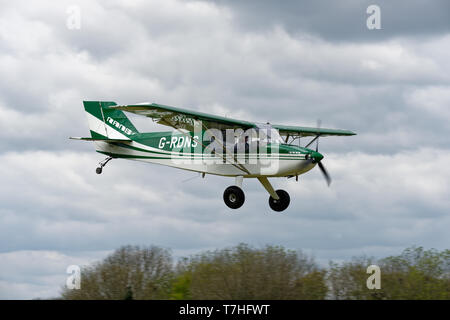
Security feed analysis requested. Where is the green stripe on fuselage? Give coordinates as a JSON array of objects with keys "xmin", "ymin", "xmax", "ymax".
[{"xmin": 97, "ymin": 130, "xmax": 312, "ymax": 161}]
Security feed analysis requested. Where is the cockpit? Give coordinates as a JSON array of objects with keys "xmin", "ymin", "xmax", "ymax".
[
  {"xmin": 253, "ymin": 123, "xmax": 284, "ymax": 144},
  {"xmin": 205, "ymin": 124, "xmax": 286, "ymax": 155},
  {"xmin": 229, "ymin": 123, "xmax": 284, "ymax": 154},
  {"xmin": 230, "ymin": 123, "xmax": 284, "ymax": 144}
]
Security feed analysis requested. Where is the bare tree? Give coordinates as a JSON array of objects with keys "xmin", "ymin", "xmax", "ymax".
[{"xmin": 61, "ymin": 245, "xmax": 174, "ymax": 300}]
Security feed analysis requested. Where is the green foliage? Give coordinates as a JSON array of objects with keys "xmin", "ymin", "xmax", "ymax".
[
  {"xmin": 124, "ymin": 286, "xmax": 133, "ymax": 300},
  {"xmin": 295, "ymin": 270, "xmax": 328, "ymax": 299},
  {"xmin": 61, "ymin": 245, "xmax": 174, "ymax": 300},
  {"xmin": 327, "ymin": 256, "xmax": 379, "ymax": 300},
  {"xmin": 170, "ymin": 272, "xmax": 192, "ymax": 300},
  {"xmin": 178, "ymin": 243, "xmax": 326, "ymax": 300},
  {"xmin": 377, "ymin": 246, "xmax": 450, "ymax": 299},
  {"xmin": 60, "ymin": 244, "xmax": 449, "ymax": 300},
  {"xmin": 327, "ymin": 246, "xmax": 450, "ymax": 300}
]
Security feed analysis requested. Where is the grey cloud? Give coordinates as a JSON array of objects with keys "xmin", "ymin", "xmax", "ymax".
[
  {"xmin": 1, "ymin": 147, "xmax": 448, "ymax": 254},
  {"xmin": 1, "ymin": 1, "xmax": 449, "ymax": 154},
  {"xmin": 207, "ymin": 0, "xmax": 450, "ymax": 42}
]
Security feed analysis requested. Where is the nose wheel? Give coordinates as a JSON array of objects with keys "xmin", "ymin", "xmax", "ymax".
[
  {"xmin": 223, "ymin": 186, "xmax": 245, "ymax": 209},
  {"xmin": 268, "ymin": 189, "xmax": 290, "ymax": 212}
]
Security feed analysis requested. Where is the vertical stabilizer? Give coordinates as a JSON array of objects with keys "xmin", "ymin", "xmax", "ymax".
[{"xmin": 83, "ymin": 101, "xmax": 139, "ymax": 139}]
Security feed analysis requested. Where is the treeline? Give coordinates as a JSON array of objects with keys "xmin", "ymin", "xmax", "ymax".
[{"xmin": 60, "ymin": 244, "xmax": 449, "ymax": 300}]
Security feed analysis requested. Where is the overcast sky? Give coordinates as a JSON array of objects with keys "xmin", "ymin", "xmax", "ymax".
[{"xmin": 0, "ymin": 0, "xmax": 449, "ymax": 299}]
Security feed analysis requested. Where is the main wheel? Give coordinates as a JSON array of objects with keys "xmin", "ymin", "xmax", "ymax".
[
  {"xmin": 223, "ymin": 186, "xmax": 245, "ymax": 209},
  {"xmin": 96, "ymin": 167, "xmax": 102, "ymax": 174},
  {"xmin": 268, "ymin": 189, "xmax": 290, "ymax": 212}
]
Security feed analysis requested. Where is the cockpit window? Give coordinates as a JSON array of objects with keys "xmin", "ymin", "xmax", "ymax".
[
  {"xmin": 254, "ymin": 123, "xmax": 284, "ymax": 144},
  {"xmin": 228, "ymin": 124, "xmax": 284, "ymax": 148}
]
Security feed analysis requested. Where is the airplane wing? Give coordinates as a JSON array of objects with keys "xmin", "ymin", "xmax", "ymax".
[
  {"xmin": 272, "ymin": 124, "xmax": 356, "ymax": 137},
  {"xmin": 69, "ymin": 137, "xmax": 131, "ymax": 142},
  {"xmin": 111, "ymin": 102, "xmax": 356, "ymax": 137},
  {"xmin": 111, "ymin": 102, "xmax": 355, "ymax": 174},
  {"xmin": 111, "ymin": 103, "xmax": 255, "ymax": 132}
]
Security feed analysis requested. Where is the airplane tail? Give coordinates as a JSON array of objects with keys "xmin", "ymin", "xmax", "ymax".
[{"xmin": 83, "ymin": 101, "xmax": 139, "ymax": 140}]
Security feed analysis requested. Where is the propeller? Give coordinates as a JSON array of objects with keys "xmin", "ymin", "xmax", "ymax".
[
  {"xmin": 316, "ymin": 119, "xmax": 321, "ymax": 152},
  {"xmin": 312, "ymin": 119, "xmax": 332, "ymax": 186},
  {"xmin": 318, "ymin": 161, "xmax": 331, "ymax": 186}
]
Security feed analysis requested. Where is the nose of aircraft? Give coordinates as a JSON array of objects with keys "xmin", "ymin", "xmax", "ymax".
[{"xmin": 311, "ymin": 151, "xmax": 324, "ymax": 162}]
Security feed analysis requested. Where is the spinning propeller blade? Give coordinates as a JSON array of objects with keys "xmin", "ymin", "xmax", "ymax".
[
  {"xmin": 313, "ymin": 119, "xmax": 331, "ymax": 186},
  {"xmin": 317, "ymin": 161, "xmax": 331, "ymax": 186},
  {"xmin": 316, "ymin": 119, "xmax": 321, "ymax": 152}
]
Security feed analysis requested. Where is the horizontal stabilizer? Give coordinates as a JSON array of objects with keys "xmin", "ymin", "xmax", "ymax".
[{"xmin": 69, "ymin": 137, "xmax": 131, "ymax": 142}]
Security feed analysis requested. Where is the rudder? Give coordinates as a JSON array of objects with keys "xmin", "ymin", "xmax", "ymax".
[{"xmin": 83, "ymin": 101, "xmax": 139, "ymax": 140}]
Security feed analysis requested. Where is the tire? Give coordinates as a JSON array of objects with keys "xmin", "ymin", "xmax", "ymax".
[
  {"xmin": 96, "ymin": 167, "xmax": 102, "ymax": 174},
  {"xmin": 269, "ymin": 189, "xmax": 290, "ymax": 212},
  {"xmin": 223, "ymin": 186, "xmax": 245, "ymax": 209}
]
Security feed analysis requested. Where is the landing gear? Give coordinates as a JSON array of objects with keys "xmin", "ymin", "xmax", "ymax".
[
  {"xmin": 268, "ymin": 189, "xmax": 290, "ymax": 212},
  {"xmin": 222, "ymin": 177, "xmax": 290, "ymax": 211},
  {"xmin": 223, "ymin": 186, "xmax": 245, "ymax": 209},
  {"xmin": 96, "ymin": 156, "xmax": 113, "ymax": 174},
  {"xmin": 257, "ymin": 177, "xmax": 290, "ymax": 212}
]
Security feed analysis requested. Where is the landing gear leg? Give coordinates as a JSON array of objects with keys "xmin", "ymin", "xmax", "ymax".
[
  {"xmin": 96, "ymin": 156, "xmax": 113, "ymax": 174},
  {"xmin": 257, "ymin": 177, "xmax": 290, "ymax": 212}
]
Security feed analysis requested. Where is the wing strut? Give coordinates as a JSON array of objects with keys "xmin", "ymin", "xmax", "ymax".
[
  {"xmin": 305, "ymin": 135, "xmax": 320, "ymax": 149},
  {"xmin": 257, "ymin": 177, "xmax": 280, "ymax": 200}
]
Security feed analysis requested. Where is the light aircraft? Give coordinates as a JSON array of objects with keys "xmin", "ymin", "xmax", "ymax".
[{"xmin": 71, "ymin": 101, "xmax": 356, "ymax": 212}]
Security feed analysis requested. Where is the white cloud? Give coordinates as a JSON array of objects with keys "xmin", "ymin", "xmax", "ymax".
[
  {"xmin": 407, "ymin": 85, "xmax": 450, "ymax": 120},
  {"xmin": 0, "ymin": 250, "xmax": 109, "ymax": 299}
]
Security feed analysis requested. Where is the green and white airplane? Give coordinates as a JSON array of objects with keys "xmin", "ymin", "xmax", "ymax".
[{"xmin": 71, "ymin": 101, "xmax": 356, "ymax": 212}]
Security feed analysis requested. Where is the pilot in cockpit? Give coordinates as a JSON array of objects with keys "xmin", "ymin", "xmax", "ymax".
[{"xmin": 234, "ymin": 135, "xmax": 249, "ymax": 154}]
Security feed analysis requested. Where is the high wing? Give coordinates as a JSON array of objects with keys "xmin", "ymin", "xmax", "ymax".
[
  {"xmin": 272, "ymin": 124, "xmax": 356, "ymax": 137},
  {"xmin": 111, "ymin": 102, "xmax": 356, "ymax": 137},
  {"xmin": 111, "ymin": 103, "xmax": 255, "ymax": 132},
  {"xmin": 69, "ymin": 137, "xmax": 131, "ymax": 142}
]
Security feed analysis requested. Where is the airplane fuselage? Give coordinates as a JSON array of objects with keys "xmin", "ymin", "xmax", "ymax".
[{"xmin": 94, "ymin": 131, "xmax": 320, "ymax": 178}]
